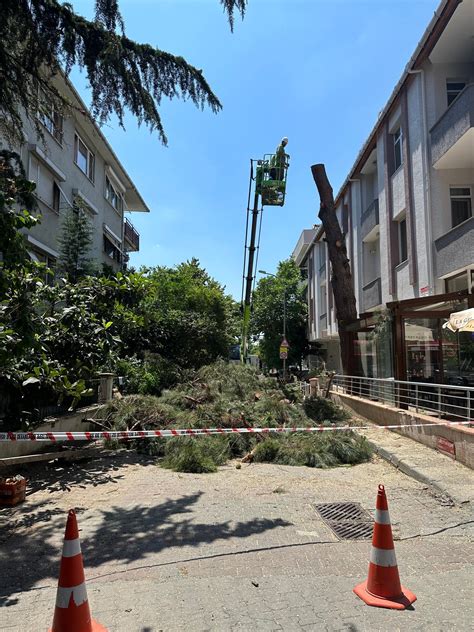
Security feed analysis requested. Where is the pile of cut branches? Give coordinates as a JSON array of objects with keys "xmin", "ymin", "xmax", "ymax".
[{"xmin": 100, "ymin": 361, "xmax": 371, "ymax": 472}]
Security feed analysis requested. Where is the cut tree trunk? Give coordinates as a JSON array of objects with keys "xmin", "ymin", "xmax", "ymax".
[{"xmin": 310, "ymin": 164, "xmax": 362, "ymax": 378}]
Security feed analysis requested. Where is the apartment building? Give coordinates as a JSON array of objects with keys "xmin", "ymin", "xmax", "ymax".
[
  {"xmin": 1, "ymin": 74, "xmax": 149, "ymax": 272},
  {"xmin": 293, "ymin": 0, "xmax": 474, "ymax": 384}
]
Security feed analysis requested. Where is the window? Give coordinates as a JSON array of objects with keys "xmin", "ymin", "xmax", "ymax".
[
  {"xmin": 445, "ymin": 271, "xmax": 469, "ymax": 293},
  {"xmin": 52, "ymin": 182, "xmax": 60, "ymax": 214},
  {"xmin": 318, "ymin": 243, "xmax": 326, "ymax": 270},
  {"xmin": 393, "ymin": 127, "xmax": 403, "ymax": 172},
  {"xmin": 398, "ymin": 218, "xmax": 408, "ymax": 263},
  {"xmin": 39, "ymin": 99, "xmax": 63, "ymax": 144},
  {"xmin": 103, "ymin": 234, "xmax": 122, "ymax": 263},
  {"xmin": 447, "ymin": 81, "xmax": 466, "ymax": 107},
  {"xmin": 450, "ymin": 187, "xmax": 472, "ymax": 227},
  {"xmin": 29, "ymin": 248, "xmax": 56, "ymax": 285},
  {"xmin": 74, "ymin": 134, "xmax": 95, "ymax": 182},
  {"xmin": 105, "ymin": 176, "xmax": 123, "ymax": 212},
  {"xmin": 319, "ymin": 283, "xmax": 327, "ymax": 316}
]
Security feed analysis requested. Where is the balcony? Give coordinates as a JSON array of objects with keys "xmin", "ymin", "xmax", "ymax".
[
  {"xmin": 124, "ymin": 218, "xmax": 140, "ymax": 252},
  {"xmin": 292, "ymin": 228, "xmax": 316, "ymax": 266},
  {"xmin": 362, "ymin": 277, "xmax": 381, "ymax": 311},
  {"xmin": 430, "ymin": 84, "xmax": 474, "ymax": 169},
  {"xmin": 361, "ymin": 199, "xmax": 379, "ymax": 241},
  {"xmin": 434, "ymin": 216, "xmax": 474, "ymax": 279}
]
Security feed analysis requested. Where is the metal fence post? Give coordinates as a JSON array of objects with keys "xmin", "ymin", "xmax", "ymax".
[{"xmin": 437, "ymin": 386, "xmax": 442, "ymax": 419}]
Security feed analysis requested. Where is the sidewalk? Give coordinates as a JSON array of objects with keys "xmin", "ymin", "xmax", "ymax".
[
  {"xmin": 358, "ymin": 421, "xmax": 474, "ymax": 506},
  {"xmin": 1, "ymin": 450, "xmax": 473, "ymax": 630}
]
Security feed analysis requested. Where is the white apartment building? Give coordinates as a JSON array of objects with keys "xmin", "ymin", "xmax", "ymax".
[
  {"xmin": 293, "ymin": 0, "xmax": 474, "ymax": 384},
  {"xmin": 1, "ymin": 74, "xmax": 149, "ymax": 272}
]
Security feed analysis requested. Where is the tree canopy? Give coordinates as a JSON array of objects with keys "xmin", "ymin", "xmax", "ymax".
[
  {"xmin": 251, "ymin": 259, "xmax": 308, "ymax": 369},
  {"xmin": 0, "ymin": 0, "xmax": 247, "ymax": 145}
]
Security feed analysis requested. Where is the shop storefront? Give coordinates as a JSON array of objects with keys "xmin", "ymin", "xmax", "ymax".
[
  {"xmin": 348, "ymin": 290, "xmax": 474, "ymax": 386},
  {"xmin": 390, "ymin": 291, "xmax": 474, "ymax": 386}
]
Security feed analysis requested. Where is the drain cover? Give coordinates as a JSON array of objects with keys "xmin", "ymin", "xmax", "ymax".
[{"xmin": 314, "ymin": 502, "xmax": 373, "ymax": 541}]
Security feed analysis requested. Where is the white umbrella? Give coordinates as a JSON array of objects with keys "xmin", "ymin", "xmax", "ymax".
[{"xmin": 443, "ymin": 307, "xmax": 474, "ymax": 332}]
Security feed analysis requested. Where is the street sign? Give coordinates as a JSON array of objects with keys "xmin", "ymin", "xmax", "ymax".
[
  {"xmin": 279, "ymin": 350, "xmax": 288, "ymax": 360},
  {"xmin": 280, "ymin": 338, "xmax": 289, "ymax": 348}
]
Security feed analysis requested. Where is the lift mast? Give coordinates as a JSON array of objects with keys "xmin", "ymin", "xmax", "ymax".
[{"xmin": 241, "ymin": 149, "xmax": 290, "ymax": 363}]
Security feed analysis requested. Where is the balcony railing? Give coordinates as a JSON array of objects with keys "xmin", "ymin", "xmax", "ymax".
[
  {"xmin": 362, "ymin": 277, "xmax": 381, "ymax": 311},
  {"xmin": 434, "ymin": 216, "xmax": 474, "ymax": 278},
  {"xmin": 124, "ymin": 218, "xmax": 140, "ymax": 252},
  {"xmin": 430, "ymin": 84, "xmax": 474, "ymax": 168},
  {"xmin": 361, "ymin": 199, "xmax": 379, "ymax": 241}
]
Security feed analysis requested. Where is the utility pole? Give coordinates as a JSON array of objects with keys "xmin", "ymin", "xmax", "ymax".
[{"xmin": 259, "ymin": 269, "xmax": 289, "ymax": 379}]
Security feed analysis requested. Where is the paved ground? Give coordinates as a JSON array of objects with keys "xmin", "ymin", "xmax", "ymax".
[
  {"xmin": 359, "ymin": 422, "xmax": 474, "ymax": 505},
  {"xmin": 1, "ymin": 446, "xmax": 473, "ymax": 631}
]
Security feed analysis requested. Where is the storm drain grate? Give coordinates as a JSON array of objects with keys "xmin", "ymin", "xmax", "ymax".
[{"xmin": 314, "ymin": 502, "xmax": 373, "ymax": 541}]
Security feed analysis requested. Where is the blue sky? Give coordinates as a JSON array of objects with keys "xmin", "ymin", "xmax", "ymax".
[{"xmin": 72, "ymin": 0, "xmax": 438, "ymax": 298}]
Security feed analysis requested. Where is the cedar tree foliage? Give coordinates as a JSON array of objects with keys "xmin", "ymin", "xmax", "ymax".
[
  {"xmin": 57, "ymin": 199, "xmax": 94, "ymax": 282},
  {"xmin": 0, "ymin": 0, "xmax": 248, "ymax": 145}
]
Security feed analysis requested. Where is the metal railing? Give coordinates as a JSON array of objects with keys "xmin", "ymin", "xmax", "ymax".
[
  {"xmin": 124, "ymin": 218, "xmax": 140, "ymax": 251},
  {"xmin": 332, "ymin": 374, "xmax": 474, "ymax": 424},
  {"xmin": 298, "ymin": 381, "xmax": 311, "ymax": 399},
  {"xmin": 361, "ymin": 198, "xmax": 379, "ymax": 224}
]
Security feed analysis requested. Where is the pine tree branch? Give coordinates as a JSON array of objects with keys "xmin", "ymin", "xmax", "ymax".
[{"xmin": 0, "ymin": 0, "xmax": 247, "ymax": 145}]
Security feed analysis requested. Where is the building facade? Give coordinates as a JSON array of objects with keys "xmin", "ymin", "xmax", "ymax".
[
  {"xmin": 1, "ymin": 74, "xmax": 149, "ymax": 273},
  {"xmin": 294, "ymin": 0, "xmax": 474, "ymax": 384}
]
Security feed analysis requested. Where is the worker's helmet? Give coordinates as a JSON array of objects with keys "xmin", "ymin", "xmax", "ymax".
[{"xmin": 282, "ymin": 137, "xmax": 288, "ymax": 144}]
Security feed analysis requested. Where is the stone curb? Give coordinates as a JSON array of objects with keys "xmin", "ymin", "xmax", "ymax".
[{"xmin": 366, "ymin": 439, "xmax": 464, "ymax": 505}]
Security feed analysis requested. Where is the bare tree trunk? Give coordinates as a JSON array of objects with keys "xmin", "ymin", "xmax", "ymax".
[{"xmin": 310, "ymin": 164, "xmax": 361, "ymax": 377}]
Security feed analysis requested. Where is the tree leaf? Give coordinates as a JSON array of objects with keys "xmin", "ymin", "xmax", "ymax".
[{"xmin": 22, "ymin": 376, "xmax": 40, "ymax": 386}]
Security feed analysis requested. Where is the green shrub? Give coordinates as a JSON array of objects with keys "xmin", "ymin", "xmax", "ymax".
[{"xmin": 116, "ymin": 355, "xmax": 183, "ymax": 397}]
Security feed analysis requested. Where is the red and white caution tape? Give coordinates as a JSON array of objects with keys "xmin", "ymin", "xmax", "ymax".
[{"xmin": 0, "ymin": 420, "xmax": 471, "ymax": 442}]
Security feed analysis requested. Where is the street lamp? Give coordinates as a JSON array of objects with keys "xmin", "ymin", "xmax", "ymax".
[{"xmin": 259, "ymin": 270, "xmax": 288, "ymax": 379}]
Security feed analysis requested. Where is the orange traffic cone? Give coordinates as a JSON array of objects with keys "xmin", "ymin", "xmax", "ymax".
[
  {"xmin": 49, "ymin": 509, "xmax": 107, "ymax": 632},
  {"xmin": 353, "ymin": 484, "xmax": 416, "ymax": 610}
]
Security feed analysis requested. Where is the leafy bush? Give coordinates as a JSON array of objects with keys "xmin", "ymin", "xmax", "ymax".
[{"xmin": 116, "ymin": 355, "xmax": 184, "ymax": 397}]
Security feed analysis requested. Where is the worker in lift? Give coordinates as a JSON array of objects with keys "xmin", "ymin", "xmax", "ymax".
[{"xmin": 270, "ymin": 137, "xmax": 288, "ymax": 181}]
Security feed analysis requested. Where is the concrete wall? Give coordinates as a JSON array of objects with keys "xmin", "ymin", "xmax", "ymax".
[
  {"xmin": 0, "ymin": 406, "xmax": 99, "ymax": 459},
  {"xmin": 331, "ymin": 391, "xmax": 474, "ymax": 470},
  {"xmin": 430, "ymin": 166, "xmax": 474, "ymax": 240},
  {"xmin": 376, "ymin": 131, "xmax": 392, "ymax": 306},
  {"xmin": 434, "ymin": 216, "xmax": 474, "ymax": 279}
]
